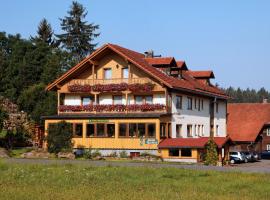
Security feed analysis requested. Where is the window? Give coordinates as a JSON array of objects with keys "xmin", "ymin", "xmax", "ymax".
[
  {"xmin": 104, "ymin": 68, "xmax": 112, "ymax": 79},
  {"xmin": 169, "ymin": 149, "xmax": 179, "ymax": 157},
  {"xmin": 267, "ymin": 144, "xmax": 270, "ymax": 151},
  {"xmin": 119, "ymin": 124, "xmax": 127, "ymax": 137},
  {"xmin": 195, "ymin": 98, "xmax": 197, "ymax": 109},
  {"xmin": 266, "ymin": 128, "xmax": 270, "ymax": 136},
  {"xmin": 113, "ymin": 95, "xmax": 122, "ymax": 105},
  {"xmin": 106, "ymin": 124, "xmax": 115, "ymax": 137},
  {"xmin": 74, "ymin": 124, "xmax": 83, "ymax": 137},
  {"xmin": 122, "ymin": 67, "xmax": 129, "ymax": 79},
  {"xmin": 96, "ymin": 124, "xmax": 105, "ymax": 137},
  {"xmin": 135, "ymin": 96, "xmax": 143, "ymax": 105},
  {"xmin": 176, "ymin": 124, "xmax": 182, "ymax": 138},
  {"xmin": 176, "ymin": 96, "xmax": 182, "ymax": 109},
  {"xmin": 160, "ymin": 123, "xmax": 166, "ymax": 138},
  {"xmin": 168, "ymin": 123, "xmax": 171, "ymax": 138},
  {"xmin": 129, "ymin": 123, "xmax": 137, "ymax": 137},
  {"xmin": 148, "ymin": 123, "xmax": 156, "ymax": 137},
  {"xmin": 201, "ymin": 125, "xmax": 204, "ymax": 136},
  {"xmin": 82, "ymin": 97, "xmax": 93, "ymax": 106},
  {"xmin": 86, "ymin": 124, "xmax": 95, "ymax": 137},
  {"xmin": 181, "ymin": 149, "xmax": 192, "ymax": 157},
  {"xmin": 216, "ymin": 102, "xmax": 219, "ymax": 113},
  {"xmin": 187, "ymin": 97, "xmax": 192, "ymax": 110},
  {"xmin": 201, "ymin": 99, "xmax": 204, "ymax": 110},
  {"xmin": 216, "ymin": 125, "xmax": 219, "ymax": 136},
  {"xmin": 197, "ymin": 125, "xmax": 201, "ymax": 136},
  {"xmin": 194, "ymin": 125, "xmax": 197, "ymax": 136},
  {"xmin": 145, "ymin": 96, "xmax": 153, "ymax": 104},
  {"xmin": 138, "ymin": 123, "xmax": 146, "ymax": 137},
  {"xmin": 187, "ymin": 125, "xmax": 192, "ymax": 137}
]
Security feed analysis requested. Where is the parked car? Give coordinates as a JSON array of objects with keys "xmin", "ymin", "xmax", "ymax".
[
  {"xmin": 261, "ymin": 150, "xmax": 270, "ymax": 159},
  {"xmin": 251, "ymin": 151, "xmax": 260, "ymax": 161},
  {"xmin": 229, "ymin": 156, "xmax": 241, "ymax": 164},
  {"xmin": 242, "ymin": 151, "xmax": 253, "ymax": 162},
  {"xmin": 229, "ymin": 151, "xmax": 248, "ymax": 163}
]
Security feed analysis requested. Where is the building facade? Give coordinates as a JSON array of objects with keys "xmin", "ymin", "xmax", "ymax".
[{"xmin": 43, "ymin": 43, "xmax": 229, "ymax": 162}]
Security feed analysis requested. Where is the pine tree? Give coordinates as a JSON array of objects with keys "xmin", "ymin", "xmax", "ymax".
[
  {"xmin": 56, "ymin": 1, "xmax": 100, "ymax": 65},
  {"xmin": 31, "ymin": 18, "xmax": 54, "ymax": 46},
  {"xmin": 204, "ymin": 138, "xmax": 218, "ymax": 166}
]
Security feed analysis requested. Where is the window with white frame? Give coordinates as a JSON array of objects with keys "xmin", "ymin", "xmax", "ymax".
[
  {"xmin": 267, "ymin": 144, "xmax": 270, "ymax": 151},
  {"xmin": 187, "ymin": 125, "xmax": 193, "ymax": 137},
  {"xmin": 198, "ymin": 125, "xmax": 201, "ymax": 136},
  {"xmin": 216, "ymin": 125, "xmax": 219, "ymax": 136},
  {"xmin": 113, "ymin": 95, "xmax": 122, "ymax": 105},
  {"xmin": 194, "ymin": 125, "xmax": 197, "ymax": 136},
  {"xmin": 176, "ymin": 96, "xmax": 182, "ymax": 109},
  {"xmin": 176, "ymin": 124, "xmax": 182, "ymax": 138},
  {"xmin": 266, "ymin": 128, "xmax": 270, "ymax": 136},
  {"xmin": 187, "ymin": 97, "xmax": 192, "ymax": 110},
  {"xmin": 201, "ymin": 125, "xmax": 204, "ymax": 136}
]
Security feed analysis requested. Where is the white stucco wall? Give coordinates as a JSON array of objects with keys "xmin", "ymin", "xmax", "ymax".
[
  {"xmin": 213, "ymin": 100, "xmax": 227, "ymax": 137},
  {"xmin": 64, "ymin": 95, "xmax": 81, "ymax": 105},
  {"xmin": 171, "ymin": 93, "xmax": 227, "ymax": 138}
]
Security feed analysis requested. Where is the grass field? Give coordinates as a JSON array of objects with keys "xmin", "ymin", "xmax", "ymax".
[{"xmin": 0, "ymin": 160, "xmax": 270, "ymax": 200}]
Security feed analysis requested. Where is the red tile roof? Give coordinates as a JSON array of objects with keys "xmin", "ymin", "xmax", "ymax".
[
  {"xmin": 176, "ymin": 61, "xmax": 188, "ymax": 70},
  {"xmin": 144, "ymin": 57, "xmax": 174, "ymax": 66},
  {"xmin": 187, "ymin": 71, "xmax": 215, "ymax": 78},
  {"xmin": 46, "ymin": 43, "xmax": 228, "ymax": 99},
  {"xmin": 158, "ymin": 137, "xmax": 229, "ymax": 148},
  {"xmin": 227, "ymin": 103, "xmax": 270, "ymax": 142}
]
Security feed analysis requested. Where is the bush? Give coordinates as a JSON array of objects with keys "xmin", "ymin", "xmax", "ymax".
[
  {"xmin": 204, "ymin": 138, "xmax": 218, "ymax": 166},
  {"xmin": 119, "ymin": 150, "xmax": 128, "ymax": 158},
  {"xmin": 46, "ymin": 121, "xmax": 73, "ymax": 153},
  {"xmin": 83, "ymin": 148, "xmax": 92, "ymax": 159},
  {"xmin": 91, "ymin": 149, "xmax": 101, "ymax": 158}
]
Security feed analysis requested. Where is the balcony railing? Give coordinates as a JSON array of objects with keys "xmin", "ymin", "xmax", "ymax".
[
  {"xmin": 58, "ymin": 104, "xmax": 167, "ymax": 114},
  {"xmin": 68, "ymin": 78, "xmax": 156, "ymax": 86}
]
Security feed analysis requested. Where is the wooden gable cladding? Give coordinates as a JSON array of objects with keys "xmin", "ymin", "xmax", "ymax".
[{"xmin": 58, "ymin": 50, "xmax": 165, "ymax": 93}]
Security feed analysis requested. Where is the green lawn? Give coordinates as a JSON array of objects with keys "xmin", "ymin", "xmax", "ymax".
[{"xmin": 0, "ymin": 160, "xmax": 270, "ymax": 200}]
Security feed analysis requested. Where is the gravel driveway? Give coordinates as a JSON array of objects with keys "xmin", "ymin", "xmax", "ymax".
[{"xmin": 3, "ymin": 158, "xmax": 270, "ymax": 174}]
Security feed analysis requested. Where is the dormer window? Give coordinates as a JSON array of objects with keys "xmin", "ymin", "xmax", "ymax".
[{"xmin": 104, "ymin": 68, "xmax": 112, "ymax": 79}]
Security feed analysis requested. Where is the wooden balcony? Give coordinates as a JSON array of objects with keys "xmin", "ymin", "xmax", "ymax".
[{"xmin": 58, "ymin": 104, "xmax": 167, "ymax": 115}]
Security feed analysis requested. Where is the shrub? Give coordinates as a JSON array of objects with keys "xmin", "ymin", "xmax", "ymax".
[
  {"xmin": 108, "ymin": 151, "xmax": 118, "ymax": 157},
  {"xmin": 83, "ymin": 148, "xmax": 92, "ymax": 159},
  {"xmin": 204, "ymin": 138, "xmax": 218, "ymax": 166},
  {"xmin": 46, "ymin": 121, "xmax": 73, "ymax": 153},
  {"xmin": 119, "ymin": 150, "xmax": 128, "ymax": 158},
  {"xmin": 91, "ymin": 149, "xmax": 101, "ymax": 158}
]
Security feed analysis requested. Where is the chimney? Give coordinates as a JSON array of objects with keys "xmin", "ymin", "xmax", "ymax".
[
  {"xmin": 263, "ymin": 98, "xmax": 268, "ymax": 104},
  {"xmin": 144, "ymin": 50, "xmax": 154, "ymax": 58}
]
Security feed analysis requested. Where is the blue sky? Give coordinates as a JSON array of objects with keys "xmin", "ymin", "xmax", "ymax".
[{"xmin": 1, "ymin": 0, "xmax": 269, "ymax": 90}]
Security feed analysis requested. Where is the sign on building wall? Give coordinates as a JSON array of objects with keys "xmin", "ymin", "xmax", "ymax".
[
  {"xmin": 145, "ymin": 138, "xmax": 158, "ymax": 144},
  {"xmin": 89, "ymin": 119, "xmax": 109, "ymax": 123}
]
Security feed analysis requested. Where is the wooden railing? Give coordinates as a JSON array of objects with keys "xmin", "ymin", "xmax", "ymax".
[{"xmin": 68, "ymin": 77, "xmax": 156, "ymax": 86}]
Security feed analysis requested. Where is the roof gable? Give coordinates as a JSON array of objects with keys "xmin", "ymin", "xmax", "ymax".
[
  {"xmin": 46, "ymin": 43, "xmax": 228, "ymax": 99},
  {"xmin": 227, "ymin": 103, "xmax": 270, "ymax": 141}
]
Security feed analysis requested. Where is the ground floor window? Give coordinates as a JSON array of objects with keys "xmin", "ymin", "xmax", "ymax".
[
  {"xmin": 73, "ymin": 123, "xmax": 83, "ymax": 137},
  {"xmin": 119, "ymin": 123, "xmax": 156, "ymax": 138},
  {"xmin": 267, "ymin": 144, "xmax": 270, "ymax": 151},
  {"xmin": 181, "ymin": 148, "xmax": 192, "ymax": 157},
  {"xmin": 169, "ymin": 148, "xmax": 179, "ymax": 157},
  {"xmin": 86, "ymin": 123, "xmax": 115, "ymax": 137},
  {"xmin": 176, "ymin": 124, "xmax": 182, "ymax": 138},
  {"xmin": 86, "ymin": 124, "xmax": 95, "ymax": 137}
]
